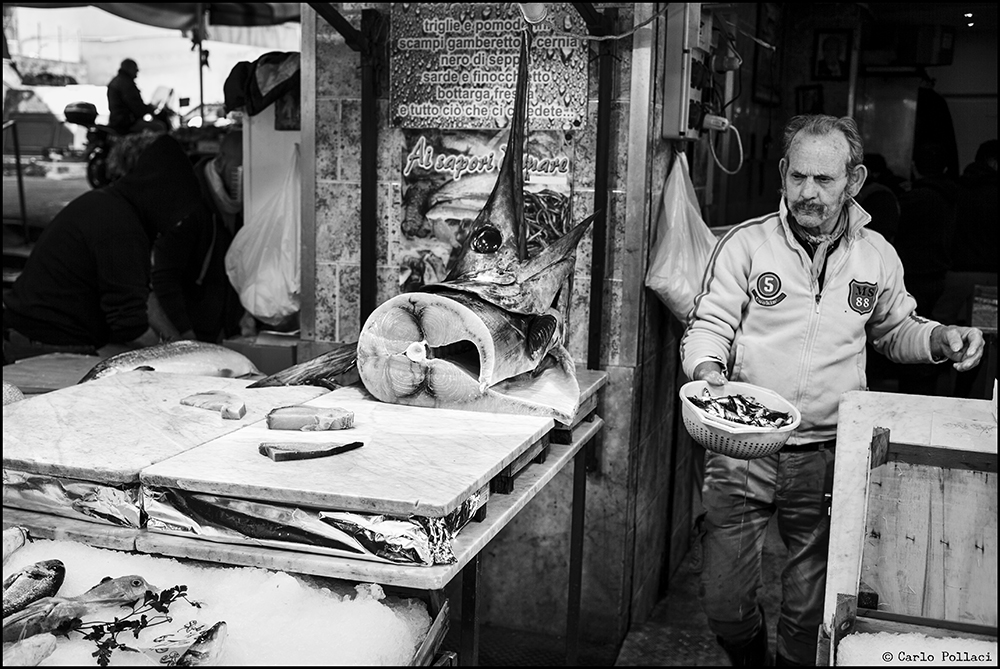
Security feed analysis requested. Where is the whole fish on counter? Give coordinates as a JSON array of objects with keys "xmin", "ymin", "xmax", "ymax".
[
  {"xmin": 2, "ymin": 632, "xmax": 57, "ymax": 666},
  {"xmin": 247, "ymin": 341, "xmax": 357, "ymax": 390},
  {"xmin": 78, "ymin": 341, "xmax": 260, "ymax": 383},
  {"xmin": 176, "ymin": 621, "xmax": 228, "ymax": 666},
  {"xmin": 3, "ymin": 380, "xmax": 26, "ymax": 406},
  {"xmin": 2, "ymin": 575, "xmax": 157, "ymax": 643},
  {"xmin": 3, "ymin": 527, "xmax": 29, "ymax": 564},
  {"xmin": 3, "ymin": 559, "xmax": 66, "ymax": 617}
]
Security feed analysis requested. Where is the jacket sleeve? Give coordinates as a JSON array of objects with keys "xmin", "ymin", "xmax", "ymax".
[
  {"xmin": 866, "ymin": 241, "xmax": 940, "ymax": 364},
  {"xmin": 151, "ymin": 219, "xmax": 198, "ymax": 335},
  {"xmin": 121, "ymin": 79, "xmax": 152, "ymax": 119},
  {"xmin": 94, "ymin": 219, "xmax": 152, "ymax": 343},
  {"xmin": 680, "ymin": 231, "xmax": 749, "ymax": 380}
]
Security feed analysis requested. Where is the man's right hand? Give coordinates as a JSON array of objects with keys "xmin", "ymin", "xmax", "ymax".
[{"xmin": 693, "ymin": 361, "xmax": 727, "ymax": 387}]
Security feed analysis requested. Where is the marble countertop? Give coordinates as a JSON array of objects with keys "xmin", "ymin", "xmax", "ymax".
[
  {"xmin": 140, "ymin": 385, "xmax": 555, "ymax": 517},
  {"xmin": 2, "ymin": 370, "xmax": 328, "ymax": 484}
]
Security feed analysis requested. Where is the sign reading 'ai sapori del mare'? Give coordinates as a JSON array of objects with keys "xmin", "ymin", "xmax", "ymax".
[{"xmin": 390, "ymin": 3, "xmax": 588, "ymax": 130}]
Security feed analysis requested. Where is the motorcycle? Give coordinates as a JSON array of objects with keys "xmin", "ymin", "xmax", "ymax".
[{"xmin": 63, "ymin": 87, "xmax": 178, "ymax": 189}]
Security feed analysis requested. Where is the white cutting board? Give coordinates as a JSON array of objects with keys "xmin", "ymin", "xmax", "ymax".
[
  {"xmin": 140, "ymin": 385, "xmax": 555, "ymax": 517},
  {"xmin": 2, "ymin": 370, "xmax": 328, "ymax": 484}
]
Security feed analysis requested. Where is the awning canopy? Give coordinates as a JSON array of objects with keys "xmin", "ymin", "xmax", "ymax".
[{"xmin": 6, "ymin": 3, "xmax": 301, "ymax": 30}]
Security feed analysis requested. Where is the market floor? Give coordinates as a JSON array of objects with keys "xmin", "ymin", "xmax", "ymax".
[{"xmin": 440, "ymin": 518, "xmax": 785, "ymax": 666}]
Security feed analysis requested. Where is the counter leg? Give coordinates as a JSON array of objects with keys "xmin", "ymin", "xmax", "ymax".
[
  {"xmin": 460, "ymin": 554, "xmax": 480, "ymax": 666},
  {"xmin": 566, "ymin": 449, "xmax": 586, "ymax": 664}
]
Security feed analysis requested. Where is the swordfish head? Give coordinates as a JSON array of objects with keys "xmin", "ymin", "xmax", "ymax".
[
  {"xmin": 442, "ymin": 31, "xmax": 530, "ymax": 287},
  {"xmin": 427, "ymin": 30, "xmax": 595, "ymax": 316}
]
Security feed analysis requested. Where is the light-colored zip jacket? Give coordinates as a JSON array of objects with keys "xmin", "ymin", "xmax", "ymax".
[{"xmin": 680, "ymin": 197, "xmax": 940, "ymax": 444}]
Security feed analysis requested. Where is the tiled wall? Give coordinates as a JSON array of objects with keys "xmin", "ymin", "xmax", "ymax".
[{"xmin": 301, "ymin": 3, "xmax": 695, "ymax": 646}]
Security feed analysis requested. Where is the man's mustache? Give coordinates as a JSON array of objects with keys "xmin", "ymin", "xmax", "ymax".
[{"xmin": 791, "ymin": 201, "xmax": 825, "ymax": 215}]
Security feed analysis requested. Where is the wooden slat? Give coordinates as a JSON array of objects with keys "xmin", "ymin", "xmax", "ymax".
[
  {"xmin": 886, "ymin": 442, "xmax": 997, "ymax": 472},
  {"xmin": 2, "ymin": 507, "xmax": 141, "ymax": 552},
  {"xmin": 491, "ymin": 434, "xmax": 551, "ymax": 494},
  {"xmin": 831, "ymin": 593, "xmax": 857, "ymax": 667},
  {"xmin": 858, "ymin": 608, "xmax": 998, "ymax": 638},
  {"xmin": 851, "ymin": 613, "xmax": 998, "ymax": 642},
  {"xmin": 862, "ymin": 461, "xmax": 997, "ymax": 627}
]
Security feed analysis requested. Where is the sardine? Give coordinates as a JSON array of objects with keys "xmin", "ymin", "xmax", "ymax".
[
  {"xmin": 3, "ymin": 559, "xmax": 66, "ymax": 617},
  {"xmin": 176, "ymin": 621, "xmax": 227, "ymax": 666},
  {"xmin": 79, "ymin": 341, "xmax": 260, "ymax": 383},
  {"xmin": 2, "ymin": 527, "xmax": 28, "ymax": 564},
  {"xmin": 2, "ymin": 575, "xmax": 157, "ymax": 643},
  {"xmin": 688, "ymin": 392, "xmax": 792, "ymax": 429},
  {"xmin": 2, "ymin": 633, "xmax": 57, "ymax": 666}
]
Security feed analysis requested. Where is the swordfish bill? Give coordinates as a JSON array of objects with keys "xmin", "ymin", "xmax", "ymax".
[{"xmin": 433, "ymin": 30, "xmax": 530, "ymax": 289}]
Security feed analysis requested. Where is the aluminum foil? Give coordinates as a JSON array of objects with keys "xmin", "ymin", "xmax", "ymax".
[
  {"xmin": 2, "ymin": 468, "xmax": 143, "ymax": 527},
  {"xmin": 143, "ymin": 485, "xmax": 489, "ymax": 566}
]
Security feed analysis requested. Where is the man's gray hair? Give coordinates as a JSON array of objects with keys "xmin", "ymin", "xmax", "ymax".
[{"xmin": 782, "ymin": 115, "xmax": 865, "ymax": 185}]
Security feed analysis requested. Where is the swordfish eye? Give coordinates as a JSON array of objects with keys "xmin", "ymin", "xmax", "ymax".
[{"xmin": 470, "ymin": 225, "xmax": 503, "ymax": 253}]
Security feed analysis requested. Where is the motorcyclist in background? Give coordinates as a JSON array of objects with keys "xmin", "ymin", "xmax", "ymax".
[{"xmin": 107, "ymin": 58, "xmax": 168, "ymax": 135}]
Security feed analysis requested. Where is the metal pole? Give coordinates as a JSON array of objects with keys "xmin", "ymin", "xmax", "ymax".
[
  {"xmin": 197, "ymin": 3, "xmax": 205, "ymax": 122},
  {"xmin": 566, "ymin": 448, "xmax": 587, "ymax": 664},
  {"xmin": 587, "ymin": 9, "xmax": 617, "ymax": 370},
  {"xmin": 461, "ymin": 554, "xmax": 481, "ymax": 666},
  {"xmin": 359, "ymin": 10, "xmax": 379, "ymax": 324},
  {"xmin": 9, "ymin": 121, "xmax": 29, "ymax": 244}
]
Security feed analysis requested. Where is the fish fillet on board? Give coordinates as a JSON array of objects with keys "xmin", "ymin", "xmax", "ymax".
[
  {"xmin": 79, "ymin": 341, "xmax": 260, "ymax": 383},
  {"xmin": 356, "ymin": 31, "xmax": 588, "ymax": 423}
]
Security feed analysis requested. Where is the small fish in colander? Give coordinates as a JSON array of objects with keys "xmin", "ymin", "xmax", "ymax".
[{"xmin": 688, "ymin": 390, "xmax": 793, "ymax": 429}]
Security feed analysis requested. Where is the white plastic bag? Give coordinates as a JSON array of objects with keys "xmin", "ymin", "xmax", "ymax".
[
  {"xmin": 645, "ymin": 152, "xmax": 718, "ymax": 322},
  {"xmin": 225, "ymin": 143, "xmax": 300, "ymax": 326}
]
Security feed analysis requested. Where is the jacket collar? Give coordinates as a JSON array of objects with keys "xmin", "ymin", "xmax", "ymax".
[{"xmin": 778, "ymin": 196, "xmax": 872, "ymax": 244}]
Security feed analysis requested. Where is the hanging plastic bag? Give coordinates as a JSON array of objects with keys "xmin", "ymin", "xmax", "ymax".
[
  {"xmin": 645, "ymin": 152, "xmax": 718, "ymax": 322},
  {"xmin": 225, "ymin": 143, "xmax": 301, "ymax": 326}
]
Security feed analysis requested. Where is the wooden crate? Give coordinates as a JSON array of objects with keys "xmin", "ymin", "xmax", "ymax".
[{"xmin": 818, "ymin": 391, "xmax": 998, "ymax": 665}]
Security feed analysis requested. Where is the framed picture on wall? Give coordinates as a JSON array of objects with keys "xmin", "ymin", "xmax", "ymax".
[
  {"xmin": 813, "ymin": 30, "xmax": 852, "ymax": 81},
  {"xmin": 752, "ymin": 3, "xmax": 782, "ymax": 106},
  {"xmin": 795, "ymin": 84, "xmax": 825, "ymax": 115}
]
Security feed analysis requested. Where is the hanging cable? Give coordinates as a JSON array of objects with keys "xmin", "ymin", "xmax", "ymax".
[{"xmin": 708, "ymin": 123, "xmax": 744, "ymax": 176}]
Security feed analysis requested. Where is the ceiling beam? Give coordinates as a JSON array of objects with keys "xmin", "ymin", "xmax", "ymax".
[{"xmin": 307, "ymin": 2, "xmax": 364, "ymax": 51}]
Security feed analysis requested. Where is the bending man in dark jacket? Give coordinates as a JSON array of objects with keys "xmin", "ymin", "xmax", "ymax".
[
  {"xmin": 3, "ymin": 135, "xmax": 201, "ymax": 361},
  {"xmin": 152, "ymin": 131, "xmax": 248, "ymax": 343}
]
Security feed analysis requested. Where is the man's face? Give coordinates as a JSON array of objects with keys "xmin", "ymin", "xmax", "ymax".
[{"xmin": 780, "ymin": 131, "xmax": 861, "ymax": 233}]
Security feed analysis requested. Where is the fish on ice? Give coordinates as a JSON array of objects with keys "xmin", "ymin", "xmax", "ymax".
[
  {"xmin": 1, "ymin": 632, "xmax": 57, "ymax": 666},
  {"xmin": 3, "ymin": 559, "xmax": 66, "ymax": 617},
  {"xmin": 176, "ymin": 620, "xmax": 228, "ymax": 666},
  {"xmin": 3, "ymin": 527, "xmax": 29, "ymax": 565},
  {"xmin": 2, "ymin": 574, "xmax": 157, "ymax": 643}
]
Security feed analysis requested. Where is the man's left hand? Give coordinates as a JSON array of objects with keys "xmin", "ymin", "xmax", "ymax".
[{"xmin": 930, "ymin": 325, "xmax": 985, "ymax": 372}]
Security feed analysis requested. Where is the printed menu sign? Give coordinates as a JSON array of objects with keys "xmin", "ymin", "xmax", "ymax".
[{"xmin": 390, "ymin": 3, "xmax": 588, "ymax": 130}]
